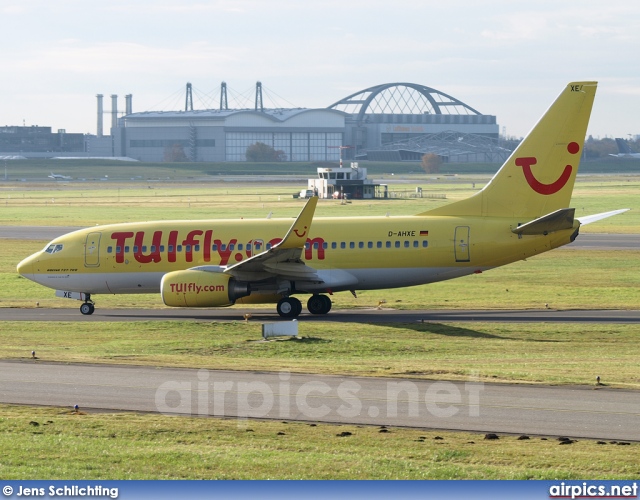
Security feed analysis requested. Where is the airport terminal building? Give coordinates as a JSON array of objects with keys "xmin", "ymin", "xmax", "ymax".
[
  {"xmin": 109, "ymin": 82, "xmax": 502, "ymax": 163},
  {"xmin": 114, "ymin": 108, "xmax": 346, "ymax": 163},
  {"xmin": 5, "ymin": 82, "xmax": 503, "ymax": 163}
]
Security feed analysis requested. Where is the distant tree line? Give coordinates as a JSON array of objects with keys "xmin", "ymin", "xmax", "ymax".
[{"xmin": 500, "ymin": 135, "xmax": 640, "ymax": 159}]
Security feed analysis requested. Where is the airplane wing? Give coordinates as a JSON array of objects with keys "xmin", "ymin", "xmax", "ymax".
[{"xmin": 191, "ymin": 197, "xmax": 323, "ymax": 283}]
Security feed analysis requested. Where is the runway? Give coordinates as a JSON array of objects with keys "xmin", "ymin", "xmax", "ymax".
[
  {"xmin": 3, "ymin": 307, "xmax": 640, "ymax": 323},
  {"xmin": 1, "ymin": 360, "xmax": 637, "ymax": 441}
]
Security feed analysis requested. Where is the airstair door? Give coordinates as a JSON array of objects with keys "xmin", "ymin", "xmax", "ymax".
[
  {"xmin": 454, "ymin": 226, "xmax": 470, "ymax": 262},
  {"xmin": 84, "ymin": 232, "xmax": 101, "ymax": 267}
]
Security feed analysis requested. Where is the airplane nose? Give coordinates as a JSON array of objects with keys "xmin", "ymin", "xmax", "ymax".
[{"xmin": 17, "ymin": 254, "xmax": 36, "ymax": 279}]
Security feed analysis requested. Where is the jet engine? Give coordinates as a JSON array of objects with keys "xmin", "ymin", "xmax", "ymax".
[{"xmin": 160, "ymin": 269, "xmax": 249, "ymax": 307}]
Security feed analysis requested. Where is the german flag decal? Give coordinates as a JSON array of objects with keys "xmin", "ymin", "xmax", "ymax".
[{"xmin": 420, "ymin": 230, "xmax": 429, "ymax": 236}]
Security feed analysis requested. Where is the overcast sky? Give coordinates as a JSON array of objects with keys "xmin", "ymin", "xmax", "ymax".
[{"xmin": 1, "ymin": 0, "xmax": 638, "ymax": 139}]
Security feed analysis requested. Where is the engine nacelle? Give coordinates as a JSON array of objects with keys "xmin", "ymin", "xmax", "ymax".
[{"xmin": 160, "ymin": 270, "xmax": 249, "ymax": 307}]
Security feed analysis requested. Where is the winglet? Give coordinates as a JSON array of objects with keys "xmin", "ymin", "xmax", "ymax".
[{"xmin": 276, "ymin": 196, "xmax": 318, "ymax": 250}]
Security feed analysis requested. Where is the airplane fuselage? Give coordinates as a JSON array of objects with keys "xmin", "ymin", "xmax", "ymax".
[{"xmin": 18, "ymin": 214, "xmax": 576, "ymax": 298}]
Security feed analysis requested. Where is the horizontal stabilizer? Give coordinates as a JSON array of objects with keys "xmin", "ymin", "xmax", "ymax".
[
  {"xmin": 512, "ymin": 208, "xmax": 575, "ymax": 235},
  {"xmin": 577, "ymin": 209, "xmax": 630, "ymax": 225}
]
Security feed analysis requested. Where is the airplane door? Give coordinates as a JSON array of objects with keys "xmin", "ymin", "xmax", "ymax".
[
  {"xmin": 454, "ymin": 226, "xmax": 470, "ymax": 262},
  {"xmin": 85, "ymin": 232, "xmax": 101, "ymax": 267}
]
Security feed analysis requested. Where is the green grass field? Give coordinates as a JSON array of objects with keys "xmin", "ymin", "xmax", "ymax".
[
  {"xmin": 1, "ymin": 320, "xmax": 639, "ymax": 388},
  {"xmin": 1, "ymin": 405, "xmax": 637, "ymax": 480},
  {"xmin": 1, "ymin": 172, "xmax": 639, "ymax": 479}
]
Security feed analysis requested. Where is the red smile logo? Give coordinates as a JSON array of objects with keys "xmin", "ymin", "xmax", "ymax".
[
  {"xmin": 294, "ymin": 226, "xmax": 308, "ymax": 238},
  {"xmin": 516, "ymin": 142, "xmax": 580, "ymax": 195}
]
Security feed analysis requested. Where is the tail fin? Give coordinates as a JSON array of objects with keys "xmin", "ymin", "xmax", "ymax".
[
  {"xmin": 615, "ymin": 138, "xmax": 632, "ymax": 155},
  {"xmin": 420, "ymin": 82, "xmax": 597, "ymax": 219}
]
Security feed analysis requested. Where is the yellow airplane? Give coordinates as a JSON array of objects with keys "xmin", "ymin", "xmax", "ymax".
[{"xmin": 17, "ymin": 82, "xmax": 628, "ymax": 318}]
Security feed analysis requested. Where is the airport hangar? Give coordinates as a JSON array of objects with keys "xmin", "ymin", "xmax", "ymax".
[{"xmin": 100, "ymin": 82, "xmax": 504, "ymax": 164}]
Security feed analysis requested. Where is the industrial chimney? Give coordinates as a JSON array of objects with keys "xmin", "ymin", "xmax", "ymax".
[
  {"xmin": 125, "ymin": 94, "xmax": 132, "ymax": 115},
  {"xmin": 96, "ymin": 94, "xmax": 104, "ymax": 138},
  {"xmin": 111, "ymin": 94, "xmax": 118, "ymax": 132}
]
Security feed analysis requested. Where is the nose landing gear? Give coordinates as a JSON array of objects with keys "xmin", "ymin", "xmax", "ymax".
[{"xmin": 80, "ymin": 294, "xmax": 95, "ymax": 315}]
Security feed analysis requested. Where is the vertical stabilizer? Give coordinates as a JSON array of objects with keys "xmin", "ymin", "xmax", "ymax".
[{"xmin": 420, "ymin": 82, "xmax": 597, "ymax": 219}]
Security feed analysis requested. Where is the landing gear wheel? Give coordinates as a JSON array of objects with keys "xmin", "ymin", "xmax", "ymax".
[
  {"xmin": 277, "ymin": 297, "xmax": 302, "ymax": 318},
  {"xmin": 319, "ymin": 294, "xmax": 332, "ymax": 314},
  {"xmin": 80, "ymin": 303, "xmax": 95, "ymax": 315},
  {"xmin": 307, "ymin": 294, "xmax": 332, "ymax": 315}
]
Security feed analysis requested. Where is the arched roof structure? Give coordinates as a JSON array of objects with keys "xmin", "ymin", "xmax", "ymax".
[{"xmin": 328, "ymin": 83, "xmax": 482, "ymax": 122}]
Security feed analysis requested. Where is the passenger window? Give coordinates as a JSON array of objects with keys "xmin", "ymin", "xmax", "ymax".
[
  {"xmin": 423, "ymin": 241, "xmax": 428, "ymax": 248},
  {"xmin": 395, "ymin": 241, "xmax": 400, "ymax": 248},
  {"xmin": 404, "ymin": 241, "xmax": 410, "ymax": 248},
  {"xmin": 350, "ymin": 242, "xmax": 355, "ymax": 249},
  {"xmin": 368, "ymin": 242, "xmax": 373, "ymax": 249},
  {"xmin": 386, "ymin": 241, "xmax": 391, "ymax": 248},
  {"xmin": 377, "ymin": 241, "xmax": 382, "ymax": 249},
  {"xmin": 107, "ymin": 246, "xmax": 113, "ymax": 254},
  {"xmin": 340, "ymin": 242, "xmax": 346, "ymax": 249}
]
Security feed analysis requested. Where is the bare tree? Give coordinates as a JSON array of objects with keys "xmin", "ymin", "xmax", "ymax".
[{"xmin": 421, "ymin": 153, "xmax": 443, "ymax": 174}]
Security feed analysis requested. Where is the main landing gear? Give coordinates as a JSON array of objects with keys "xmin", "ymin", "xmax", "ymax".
[
  {"xmin": 276, "ymin": 296, "xmax": 302, "ymax": 318},
  {"xmin": 276, "ymin": 294, "xmax": 332, "ymax": 318},
  {"xmin": 306, "ymin": 294, "xmax": 332, "ymax": 315},
  {"xmin": 79, "ymin": 294, "xmax": 95, "ymax": 315}
]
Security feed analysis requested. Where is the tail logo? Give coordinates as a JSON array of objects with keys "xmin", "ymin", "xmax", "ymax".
[
  {"xmin": 294, "ymin": 226, "xmax": 308, "ymax": 238},
  {"xmin": 516, "ymin": 142, "xmax": 580, "ymax": 195}
]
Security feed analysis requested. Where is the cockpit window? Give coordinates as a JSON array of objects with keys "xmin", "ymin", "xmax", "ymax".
[{"xmin": 45, "ymin": 244, "xmax": 64, "ymax": 254}]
